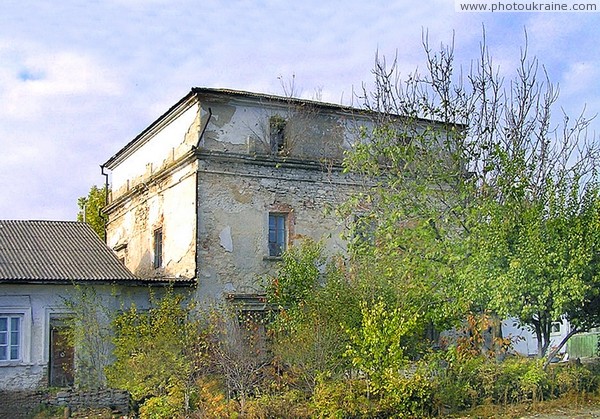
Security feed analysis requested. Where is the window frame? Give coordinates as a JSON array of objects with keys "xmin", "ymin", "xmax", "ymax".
[
  {"xmin": 268, "ymin": 213, "xmax": 287, "ymax": 257},
  {"xmin": 550, "ymin": 321, "xmax": 562, "ymax": 335},
  {"xmin": 153, "ymin": 227, "xmax": 163, "ymax": 269},
  {"xmin": 0, "ymin": 304, "xmax": 31, "ymax": 366},
  {"xmin": 269, "ymin": 115, "xmax": 287, "ymax": 154},
  {"xmin": 0, "ymin": 314, "xmax": 22, "ymax": 362}
]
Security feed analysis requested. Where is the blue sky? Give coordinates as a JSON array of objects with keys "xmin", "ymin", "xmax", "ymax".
[{"xmin": 1, "ymin": 1, "xmax": 599, "ymax": 220}]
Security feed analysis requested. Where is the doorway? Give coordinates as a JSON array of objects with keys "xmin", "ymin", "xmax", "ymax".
[{"xmin": 48, "ymin": 317, "xmax": 74, "ymax": 387}]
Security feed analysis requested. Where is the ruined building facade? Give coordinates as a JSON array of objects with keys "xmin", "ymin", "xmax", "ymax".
[{"xmin": 102, "ymin": 88, "xmax": 366, "ymax": 302}]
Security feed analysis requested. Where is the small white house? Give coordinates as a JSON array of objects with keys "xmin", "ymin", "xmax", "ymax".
[
  {"xmin": 0, "ymin": 220, "xmax": 187, "ymax": 391},
  {"xmin": 502, "ymin": 317, "xmax": 571, "ymax": 357}
]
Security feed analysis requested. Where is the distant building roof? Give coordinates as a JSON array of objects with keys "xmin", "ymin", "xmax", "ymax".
[{"xmin": 0, "ymin": 220, "xmax": 141, "ymax": 284}]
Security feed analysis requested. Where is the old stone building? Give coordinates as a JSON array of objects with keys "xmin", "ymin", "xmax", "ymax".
[{"xmin": 102, "ymin": 88, "xmax": 367, "ymax": 304}]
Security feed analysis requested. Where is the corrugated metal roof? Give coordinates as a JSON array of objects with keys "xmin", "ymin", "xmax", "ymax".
[{"xmin": 0, "ymin": 220, "xmax": 139, "ymax": 283}]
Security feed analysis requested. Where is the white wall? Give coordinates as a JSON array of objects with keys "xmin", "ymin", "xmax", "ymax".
[
  {"xmin": 0, "ymin": 283, "xmax": 151, "ymax": 390},
  {"xmin": 502, "ymin": 317, "xmax": 570, "ymax": 357}
]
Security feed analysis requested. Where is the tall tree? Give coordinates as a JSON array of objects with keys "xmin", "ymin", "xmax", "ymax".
[
  {"xmin": 343, "ymin": 32, "xmax": 600, "ymax": 359},
  {"xmin": 77, "ymin": 185, "xmax": 108, "ymax": 241}
]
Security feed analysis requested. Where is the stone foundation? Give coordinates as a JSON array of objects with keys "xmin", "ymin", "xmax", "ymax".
[{"xmin": 0, "ymin": 388, "xmax": 131, "ymax": 418}]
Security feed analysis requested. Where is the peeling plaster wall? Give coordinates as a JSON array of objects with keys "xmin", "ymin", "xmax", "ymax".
[
  {"xmin": 194, "ymin": 157, "xmax": 356, "ymax": 300},
  {"xmin": 197, "ymin": 97, "xmax": 355, "ymax": 160},
  {"xmin": 106, "ymin": 162, "xmax": 197, "ymax": 279},
  {"xmin": 106, "ymin": 99, "xmax": 202, "ymax": 280}
]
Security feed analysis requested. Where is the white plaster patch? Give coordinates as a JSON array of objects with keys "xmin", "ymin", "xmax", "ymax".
[{"xmin": 219, "ymin": 226, "xmax": 233, "ymax": 252}]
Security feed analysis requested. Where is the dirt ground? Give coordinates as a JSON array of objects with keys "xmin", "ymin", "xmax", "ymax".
[
  {"xmin": 458, "ymin": 398, "xmax": 600, "ymax": 418},
  {"xmin": 521, "ymin": 406, "xmax": 600, "ymax": 418}
]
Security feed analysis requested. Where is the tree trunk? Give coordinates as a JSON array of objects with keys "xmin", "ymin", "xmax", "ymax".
[{"xmin": 543, "ymin": 327, "xmax": 579, "ymax": 369}]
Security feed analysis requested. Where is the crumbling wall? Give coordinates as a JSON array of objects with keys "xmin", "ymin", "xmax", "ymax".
[
  {"xmin": 194, "ymin": 155, "xmax": 358, "ymax": 301},
  {"xmin": 197, "ymin": 97, "xmax": 352, "ymax": 161},
  {"xmin": 107, "ymin": 160, "xmax": 197, "ymax": 279}
]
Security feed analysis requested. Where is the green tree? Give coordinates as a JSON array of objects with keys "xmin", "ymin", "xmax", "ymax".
[
  {"xmin": 106, "ymin": 289, "xmax": 206, "ymax": 415},
  {"xmin": 344, "ymin": 32, "xmax": 600, "ymax": 361},
  {"xmin": 77, "ymin": 184, "xmax": 108, "ymax": 240},
  {"xmin": 475, "ymin": 178, "xmax": 600, "ymax": 362}
]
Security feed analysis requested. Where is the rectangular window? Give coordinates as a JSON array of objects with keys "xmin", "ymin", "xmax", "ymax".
[
  {"xmin": 269, "ymin": 115, "xmax": 286, "ymax": 154},
  {"xmin": 268, "ymin": 213, "xmax": 287, "ymax": 257},
  {"xmin": 153, "ymin": 228, "xmax": 163, "ymax": 268},
  {"xmin": 551, "ymin": 322, "xmax": 562, "ymax": 335},
  {"xmin": 0, "ymin": 315, "xmax": 21, "ymax": 361}
]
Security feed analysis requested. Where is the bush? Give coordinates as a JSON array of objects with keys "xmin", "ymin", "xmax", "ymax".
[
  {"xmin": 311, "ymin": 377, "xmax": 382, "ymax": 418},
  {"xmin": 106, "ymin": 288, "xmax": 206, "ymax": 413},
  {"xmin": 381, "ymin": 370, "xmax": 435, "ymax": 418},
  {"xmin": 549, "ymin": 361, "xmax": 599, "ymax": 395},
  {"xmin": 139, "ymin": 393, "xmax": 183, "ymax": 419}
]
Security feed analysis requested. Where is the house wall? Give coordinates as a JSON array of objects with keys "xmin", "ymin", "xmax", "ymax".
[
  {"xmin": 104, "ymin": 93, "xmax": 365, "ymax": 287},
  {"xmin": 194, "ymin": 156, "xmax": 358, "ymax": 300},
  {"xmin": 502, "ymin": 317, "xmax": 571, "ymax": 357},
  {"xmin": 197, "ymin": 95, "xmax": 357, "ymax": 160},
  {"xmin": 109, "ymin": 101, "xmax": 201, "ymax": 198},
  {"xmin": 0, "ymin": 284, "xmax": 150, "ymax": 391},
  {"xmin": 107, "ymin": 160, "xmax": 198, "ymax": 279}
]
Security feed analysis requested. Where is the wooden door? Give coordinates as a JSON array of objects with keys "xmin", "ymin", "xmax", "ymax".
[{"xmin": 49, "ymin": 320, "xmax": 74, "ymax": 387}]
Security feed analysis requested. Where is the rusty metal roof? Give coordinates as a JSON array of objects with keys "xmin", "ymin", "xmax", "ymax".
[{"xmin": 0, "ymin": 220, "xmax": 139, "ymax": 283}]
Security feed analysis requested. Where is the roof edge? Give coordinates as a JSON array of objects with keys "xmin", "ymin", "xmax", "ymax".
[{"xmin": 103, "ymin": 90, "xmax": 199, "ymax": 169}]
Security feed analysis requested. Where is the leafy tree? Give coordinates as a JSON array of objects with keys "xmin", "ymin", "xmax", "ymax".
[
  {"xmin": 106, "ymin": 288, "xmax": 206, "ymax": 415},
  {"xmin": 344, "ymin": 32, "xmax": 600, "ymax": 360},
  {"xmin": 77, "ymin": 184, "xmax": 108, "ymax": 240},
  {"xmin": 62, "ymin": 285, "xmax": 115, "ymax": 390},
  {"xmin": 475, "ymin": 178, "xmax": 600, "ymax": 362}
]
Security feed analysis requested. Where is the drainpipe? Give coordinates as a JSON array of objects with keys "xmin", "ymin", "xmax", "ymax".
[
  {"xmin": 194, "ymin": 107, "xmax": 212, "ymax": 285},
  {"xmin": 100, "ymin": 164, "xmax": 109, "ymax": 243}
]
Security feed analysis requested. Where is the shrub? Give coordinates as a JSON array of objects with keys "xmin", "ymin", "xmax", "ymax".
[
  {"xmin": 311, "ymin": 377, "xmax": 382, "ymax": 418},
  {"xmin": 549, "ymin": 362, "xmax": 598, "ymax": 395},
  {"xmin": 381, "ymin": 370, "xmax": 435, "ymax": 418},
  {"xmin": 106, "ymin": 288, "xmax": 206, "ymax": 413}
]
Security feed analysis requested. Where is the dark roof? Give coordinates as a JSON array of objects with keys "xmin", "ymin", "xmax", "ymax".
[
  {"xmin": 0, "ymin": 220, "xmax": 138, "ymax": 283},
  {"xmin": 191, "ymin": 87, "xmax": 359, "ymax": 114}
]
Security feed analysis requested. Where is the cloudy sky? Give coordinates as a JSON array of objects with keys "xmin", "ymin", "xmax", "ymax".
[{"xmin": 1, "ymin": 1, "xmax": 599, "ymax": 220}]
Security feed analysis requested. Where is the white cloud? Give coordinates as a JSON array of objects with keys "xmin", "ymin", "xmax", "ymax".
[
  {"xmin": 0, "ymin": 0, "xmax": 598, "ymax": 220},
  {"xmin": 0, "ymin": 44, "xmax": 122, "ymax": 120}
]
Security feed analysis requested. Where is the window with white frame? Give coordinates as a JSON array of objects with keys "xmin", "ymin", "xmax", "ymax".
[{"xmin": 0, "ymin": 314, "xmax": 22, "ymax": 361}]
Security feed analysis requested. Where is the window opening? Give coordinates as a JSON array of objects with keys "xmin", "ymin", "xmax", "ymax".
[
  {"xmin": 268, "ymin": 213, "xmax": 286, "ymax": 257},
  {"xmin": 269, "ymin": 115, "xmax": 287, "ymax": 154},
  {"xmin": 153, "ymin": 227, "xmax": 163, "ymax": 268}
]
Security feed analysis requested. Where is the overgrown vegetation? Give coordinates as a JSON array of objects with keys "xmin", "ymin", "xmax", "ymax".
[
  {"xmin": 76, "ymin": 184, "xmax": 108, "ymax": 241},
  {"xmin": 60, "ymin": 32, "xmax": 600, "ymax": 418},
  {"xmin": 105, "ymin": 289, "xmax": 206, "ymax": 417},
  {"xmin": 62, "ymin": 285, "xmax": 115, "ymax": 390}
]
